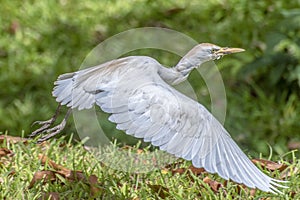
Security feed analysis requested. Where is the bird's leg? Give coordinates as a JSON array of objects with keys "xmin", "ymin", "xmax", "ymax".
[
  {"xmin": 36, "ymin": 108, "xmax": 72, "ymax": 143},
  {"xmin": 29, "ymin": 104, "xmax": 62, "ymax": 137}
]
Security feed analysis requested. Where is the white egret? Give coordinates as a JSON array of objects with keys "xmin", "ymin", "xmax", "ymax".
[{"xmin": 30, "ymin": 43, "xmax": 287, "ymax": 193}]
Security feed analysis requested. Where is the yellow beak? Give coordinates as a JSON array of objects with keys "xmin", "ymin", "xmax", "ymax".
[{"xmin": 216, "ymin": 47, "xmax": 245, "ymax": 55}]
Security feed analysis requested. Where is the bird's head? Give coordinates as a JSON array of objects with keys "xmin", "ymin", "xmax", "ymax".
[
  {"xmin": 192, "ymin": 43, "xmax": 245, "ymax": 63},
  {"xmin": 173, "ymin": 43, "xmax": 245, "ymax": 84},
  {"xmin": 179, "ymin": 43, "xmax": 245, "ymax": 68}
]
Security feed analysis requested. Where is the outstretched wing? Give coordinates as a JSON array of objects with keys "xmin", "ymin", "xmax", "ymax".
[{"xmin": 52, "ymin": 56, "xmax": 286, "ymax": 193}]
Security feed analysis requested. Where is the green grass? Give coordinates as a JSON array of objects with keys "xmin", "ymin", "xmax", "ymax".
[
  {"xmin": 1, "ymin": 0, "xmax": 300, "ymax": 199},
  {"xmin": 0, "ymin": 135, "xmax": 299, "ymax": 199}
]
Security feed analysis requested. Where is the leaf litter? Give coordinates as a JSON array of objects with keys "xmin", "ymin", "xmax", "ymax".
[
  {"xmin": 0, "ymin": 135, "xmax": 297, "ymax": 199},
  {"xmin": 28, "ymin": 154, "xmax": 102, "ymax": 198}
]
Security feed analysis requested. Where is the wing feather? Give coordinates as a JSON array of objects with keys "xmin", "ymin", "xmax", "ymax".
[
  {"xmin": 108, "ymin": 112, "xmax": 130, "ymax": 124},
  {"xmin": 136, "ymin": 123, "xmax": 160, "ymax": 139},
  {"xmin": 116, "ymin": 121, "xmax": 132, "ymax": 130}
]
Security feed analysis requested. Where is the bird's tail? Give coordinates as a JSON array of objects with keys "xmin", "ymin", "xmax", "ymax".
[
  {"xmin": 52, "ymin": 72, "xmax": 76, "ymax": 107},
  {"xmin": 52, "ymin": 68, "xmax": 103, "ymax": 110}
]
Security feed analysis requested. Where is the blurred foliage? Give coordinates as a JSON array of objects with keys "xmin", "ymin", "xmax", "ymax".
[
  {"xmin": 0, "ymin": 0, "xmax": 299, "ymax": 155},
  {"xmin": 239, "ymin": 9, "xmax": 300, "ymax": 96}
]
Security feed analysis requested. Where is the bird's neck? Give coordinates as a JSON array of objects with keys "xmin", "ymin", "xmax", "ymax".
[{"xmin": 158, "ymin": 59, "xmax": 200, "ymax": 85}]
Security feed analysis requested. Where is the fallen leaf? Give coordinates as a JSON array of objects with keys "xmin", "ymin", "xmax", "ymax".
[
  {"xmin": 203, "ymin": 176, "xmax": 222, "ymax": 192},
  {"xmin": 188, "ymin": 166, "xmax": 205, "ymax": 175},
  {"xmin": 171, "ymin": 168, "xmax": 185, "ymax": 175},
  {"xmin": 121, "ymin": 145, "xmax": 145, "ymax": 154},
  {"xmin": 148, "ymin": 184, "xmax": 169, "ymax": 199},
  {"xmin": 252, "ymin": 158, "xmax": 288, "ymax": 171},
  {"xmin": 39, "ymin": 192, "xmax": 60, "ymax": 200},
  {"xmin": 38, "ymin": 154, "xmax": 69, "ymax": 172},
  {"xmin": 7, "ymin": 169, "xmax": 16, "ymax": 177},
  {"xmin": 164, "ymin": 160, "xmax": 184, "ymax": 169},
  {"xmin": 37, "ymin": 141, "xmax": 51, "ymax": 148},
  {"xmin": 280, "ymin": 166, "xmax": 299, "ymax": 179},
  {"xmin": 172, "ymin": 165, "xmax": 205, "ymax": 176},
  {"xmin": 63, "ymin": 170, "xmax": 86, "ymax": 182},
  {"xmin": 236, "ymin": 184, "xmax": 257, "ymax": 196},
  {"xmin": 250, "ymin": 188, "xmax": 256, "ymax": 196},
  {"xmin": 0, "ymin": 135, "xmax": 28, "ymax": 145},
  {"xmin": 28, "ymin": 170, "xmax": 58, "ymax": 189},
  {"xmin": 289, "ymin": 191, "xmax": 296, "ymax": 198},
  {"xmin": 89, "ymin": 175, "xmax": 102, "ymax": 197},
  {"xmin": 35, "ymin": 154, "xmax": 102, "ymax": 197},
  {"xmin": 0, "ymin": 147, "xmax": 14, "ymax": 157}
]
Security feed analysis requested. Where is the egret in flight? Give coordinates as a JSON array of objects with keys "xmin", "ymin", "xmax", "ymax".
[{"xmin": 30, "ymin": 43, "xmax": 287, "ymax": 193}]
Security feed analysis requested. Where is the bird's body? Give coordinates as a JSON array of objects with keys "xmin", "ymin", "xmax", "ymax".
[{"xmin": 31, "ymin": 43, "xmax": 287, "ymax": 194}]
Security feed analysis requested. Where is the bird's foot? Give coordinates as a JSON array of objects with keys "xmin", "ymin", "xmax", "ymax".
[
  {"xmin": 36, "ymin": 120, "xmax": 67, "ymax": 143},
  {"xmin": 30, "ymin": 104, "xmax": 62, "ymax": 138},
  {"xmin": 30, "ymin": 108, "xmax": 72, "ymax": 143},
  {"xmin": 29, "ymin": 118, "xmax": 56, "ymax": 137}
]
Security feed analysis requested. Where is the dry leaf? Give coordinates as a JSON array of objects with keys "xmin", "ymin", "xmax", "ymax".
[
  {"xmin": 203, "ymin": 177, "xmax": 222, "ymax": 192},
  {"xmin": 39, "ymin": 192, "xmax": 60, "ymax": 200},
  {"xmin": 249, "ymin": 188, "xmax": 256, "ymax": 196},
  {"xmin": 252, "ymin": 158, "xmax": 288, "ymax": 171},
  {"xmin": 38, "ymin": 154, "xmax": 87, "ymax": 181},
  {"xmin": 28, "ymin": 170, "xmax": 58, "ymax": 189},
  {"xmin": 38, "ymin": 154, "xmax": 69, "ymax": 172},
  {"xmin": 148, "ymin": 184, "xmax": 169, "ymax": 199},
  {"xmin": 64, "ymin": 170, "xmax": 86, "ymax": 182},
  {"xmin": 171, "ymin": 168, "xmax": 185, "ymax": 175},
  {"xmin": 188, "ymin": 166, "xmax": 205, "ymax": 175},
  {"xmin": 288, "ymin": 191, "xmax": 296, "ymax": 198},
  {"xmin": 5, "ymin": 169, "xmax": 16, "ymax": 177},
  {"xmin": 172, "ymin": 165, "xmax": 205, "ymax": 176},
  {"xmin": 35, "ymin": 154, "xmax": 102, "ymax": 197},
  {"xmin": 89, "ymin": 175, "xmax": 102, "ymax": 197},
  {"xmin": 121, "ymin": 145, "xmax": 145, "ymax": 154},
  {"xmin": 0, "ymin": 135, "xmax": 27, "ymax": 145},
  {"xmin": 280, "ymin": 166, "xmax": 299, "ymax": 179},
  {"xmin": 0, "ymin": 147, "xmax": 14, "ymax": 157},
  {"xmin": 164, "ymin": 160, "xmax": 184, "ymax": 169},
  {"xmin": 236, "ymin": 184, "xmax": 257, "ymax": 196}
]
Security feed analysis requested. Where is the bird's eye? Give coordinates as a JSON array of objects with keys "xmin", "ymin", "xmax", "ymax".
[{"xmin": 211, "ymin": 48, "xmax": 219, "ymax": 53}]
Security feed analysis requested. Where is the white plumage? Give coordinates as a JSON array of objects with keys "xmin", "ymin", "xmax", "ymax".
[{"xmin": 34, "ymin": 43, "xmax": 287, "ymax": 193}]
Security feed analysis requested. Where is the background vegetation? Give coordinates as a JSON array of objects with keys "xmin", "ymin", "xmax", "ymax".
[
  {"xmin": 1, "ymin": 0, "xmax": 299, "ymax": 155},
  {"xmin": 0, "ymin": 0, "xmax": 300, "ymax": 198}
]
